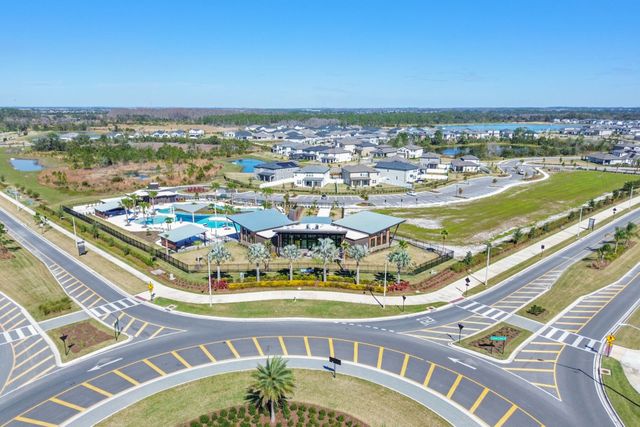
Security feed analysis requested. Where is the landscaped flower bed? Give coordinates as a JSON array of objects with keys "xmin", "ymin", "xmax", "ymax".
[{"xmin": 181, "ymin": 402, "xmax": 368, "ymax": 427}]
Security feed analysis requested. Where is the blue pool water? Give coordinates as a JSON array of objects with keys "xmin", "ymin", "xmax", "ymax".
[
  {"xmin": 438, "ymin": 123, "xmax": 568, "ymax": 132},
  {"xmin": 10, "ymin": 158, "xmax": 44, "ymax": 171},
  {"xmin": 233, "ymin": 158, "xmax": 262, "ymax": 172}
]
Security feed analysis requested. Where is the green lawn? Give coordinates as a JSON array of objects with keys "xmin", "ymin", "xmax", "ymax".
[
  {"xmin": 379, "ymin": 171, "xmax": 631, "ymax": 244},
  {"xmin": 154, "ymin": 297, "xmax": 443, "ymax": 318},
  {"xmin": 615, "ymin": 307, "xmax": 640, "ymax": 350},
  {"xmin": 601, "ymin": 358, "xmax": 640, "ymax": 426},
  {"xmin": 519, "ymin": 238, "xmax": 640, "ymax": 323},
  {"xmin": 98, "ymin": 369, "xmax": 450, "ymax": 427}
]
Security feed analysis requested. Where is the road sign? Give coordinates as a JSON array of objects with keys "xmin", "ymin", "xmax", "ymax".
[
  {"xmin": 490, "ymin": 335, "xmax": 507, "ymax": 341},
  {"xmin": 329, "ymin": 356, "xmax": 342, "ymax": 365},
  {"xmin": 606, "ymin": 335, "xmax": 616, "ymax": 343},
  {"xmin": 148, "ymin": 282, "xmax": 154, "ymax": 292}
]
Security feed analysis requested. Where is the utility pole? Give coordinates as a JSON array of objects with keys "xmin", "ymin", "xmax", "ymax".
[
  {"xmin": 577, "ymin": 206, "xmax": 584, "ymax": 237},
  {"xmin": 484, "ymin": 242, "xmax": 491, "ymax": 286},
  {"xmin": 383, "ymin": 260, "xmax": 388, "ymax": 309}
]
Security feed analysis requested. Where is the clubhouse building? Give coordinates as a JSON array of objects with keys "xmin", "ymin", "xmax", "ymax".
[{"xmin": 227, "ymin": 209, "xmax": 404, "ymax": 253}]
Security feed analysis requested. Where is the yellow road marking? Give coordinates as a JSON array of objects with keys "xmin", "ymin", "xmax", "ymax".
[
  {"xmin": 530, "ymin": 341, "xmax": 563, "ymax": 345},
  {"xmin": 226, "ymin": 340, "xmax": 240, "ymax": 358},
  {"xmin": 13, "ymin": 416, "xmax": 57, "ymax": 427},
  {"xmin": 531, "ymin": 382, "xmax": 558, "ymax": 389},
  {"xmin": 149, "ymin": 326, "xmax": 165, "ymax": 339},
  {"xmin": 87, "ymin": 298, "xmax": 101, "ymax": 309},
  {"xmin": 328, "ymin": 338, "xmax": 335, "ymax": 357},
  {"xmin": 122, "ymin": 317, "xmax": 136, "ymax": 333},
  {"xmin": 278, "ymin": 336, "xmax": 288, "ymax": 356},
  {"xmin": 252, "ymin": 337, "xmax": 264, "ymax": 356},
  {"xmin": 303, "ymin": 336, "xmax": 311, "ymax": 357},
  {"xmin": 353, "ymin": 342, "xmax": 358, "ymax": 363},
  {"xmin": 113, "ymin": 369, "xmax": 139, "ymax": 385},
  {"xmin": 15, "ymin": 340, "xmax": 42, "ymax": 358},
  {"xmin": 82, "ymin": 382, "xmax": 113, "ymax": 397},
  {"xmin": 117, "ymin": 312, "xmax": 126, "ymax": 320},
  {"xmin": 494, "ymin": 404, "xmax": 518, "ymax": 427},
  {"xmin": 200, "ymin": 344, "xmax": 216, "ymax": 362},
  {"xmin": 134, "ymin": 322, "xmax": 149, "ymax": 338},
  {"xmin": 513, "ymin": 358, "xmax": 556, "ymax": 363},
  {"xmin": 571, "ymin": 310, "xmax": 598, "ymax": 313},
  {"xmin": 7, "ymin": 355, "xmax": 54, "ymax": 385},
  {"xmin": 577, "ymin": 304, "xmax": 605, "ymax": 308},
  {"xmin": 562, "ymin": 316, "xmax": 590, "ymax": 319},
  {"xmin": 73, "ymin": 288, "xmax": 91, "ymax": 299},
  {"xmin": 143, "ymin": 359, "xmax": 166, "ymax": 376},
  {"xmin": 172, "ymin": 351, "xmax": 191, "ymax": 368},
  {"xmin": 446, "ymin": 374, "xmax": 463, "ymax": 399},
  {"xmin": 423, "ymin": 363, "xmax": 436, "ymax": 387},
  {"xmin": 400, "ymin": 354, "xmax": 410, "ymax": 377},
  {"xmin": 30, "ymin": 365, "xmax": 55, "ymax": 383},
  {"xmin": 9, "ymin": 318, "xmax": 27, "ymax": 329},
  {"xmin": 80, "ymin": 292, "xmax": 97, "ymax": 305},
  {"xmin": 376, "ymin": 347, "xmax": 384, "ymax": 369},
  {"xmin": 50, "ymin": 397, "xmax": 84, "ymax": 412},
  {"xmin": 520, "ymin": 349, "xmax": 560, "ymax": 354},
  {"xmin": 66, "ymin": 282, "xmax": 82, "ymax": 292},
  {"xmin": 555, "ymin": 322, "xmax": 583, "ymax": 325},
  {"xmin": 15, "ymin": 347, "xmax": 49, "ymax": 370},
  {"xmin": 505, "ymin": 367, "xmax": 554, "ymax": 372},
  {"xmin": 469, "ymin": 387, "xmax": 489, "ymax": 414}
]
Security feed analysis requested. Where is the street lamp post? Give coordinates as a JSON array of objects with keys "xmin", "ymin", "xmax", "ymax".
[
  {"xmin": 465, "ymin": 277, "xmax": 470, "ymax": 297},
  {"xmin": 458, "ymin": 323, "xmax": 464, "ymax": 343},
  {"xmin": 540, "ymin": 244, "xmax": 545, "ymax": 256},
  {"xmin": 383, "ymin": 260, "xmax": 388, "ymax": 309},
  {"xmin": 484, "ymin": 242, "xmax": 491, "ymax": 286},
  {"xmin": 207, "ymin": 254, "xmax": 212, "ymax": 307},
  {"xmin": 577, "ymin": 205, "xmax": 584, "ymax": 237},
  {"xmin": 402, "ymin": 295, "xmax": 406, "ymax": 312}
]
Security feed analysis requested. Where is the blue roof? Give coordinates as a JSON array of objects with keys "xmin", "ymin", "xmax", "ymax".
[
  {"xmin": 333, "ymin": 211, "xmax": 404, "ymax": 235},
  {"xmin": 227, "ymin": 208, "xmax": 293, "ymax": 232},
  {"xmin": 174, "ymin": 202, "xmax": 209, "ymax": 213},
  {"xmin": 254, "ymin": 161, "xmax": 299, "ymax": 170},
  {"xmin": 159, "ymin": 224, "xmax": 206, "ymax": 243},
  {"xmin": 375, "ymin": 160, "xmax": 419, "ymax": 171},
  {"xmin": 94, "ymin": 201, "xmax": 125, "ymax": 213},
  {"xmin": 300, "ymin": 216, "xmax": 333, "ymax": 224}
]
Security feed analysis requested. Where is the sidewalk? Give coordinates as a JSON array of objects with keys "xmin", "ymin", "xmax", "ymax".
[
  {"xmin": 2, "ymin": 190, "xmax": 640, "ymax": 307},
  {"xmin": 610, "ymin": 346, "xmax": 640, "ymax": 394}
]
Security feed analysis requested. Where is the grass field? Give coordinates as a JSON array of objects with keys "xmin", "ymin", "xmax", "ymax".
[
  {"xmin": 455, "ymin": 322, "xmax": 532, "ymax": 360},
  {"xmin": 154, "ymin": 297, "xmax": 442, "ymax": 318},
  {"xmin": 0, "ymin": 239, "xmax": 79, "ymax": 321},
  {"xmin": 614, "ymin": 307, "xmax": 640, "ymax": 350},
  {"xmin": 98, "ymin": 369, "xmax": 450, "ymax": 427},
  {"xmin": 601, "ymin": 358, "xmax": 640, "ymax": 426},
  {"xmin": 379, "ymin": 171, "xmax": 632, "ymax": 244},
  {"xmin": 519, "ymin": 239, "xmax": 640, "ymax": 323},
  {"xmin": 48, "ymin": 319, "xmax": 117, "ymax": 362}
]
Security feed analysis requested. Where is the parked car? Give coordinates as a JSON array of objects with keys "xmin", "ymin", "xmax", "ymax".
[{"xmin": 406, "ymin": 191, "xmax": 417, "ymax": 196}]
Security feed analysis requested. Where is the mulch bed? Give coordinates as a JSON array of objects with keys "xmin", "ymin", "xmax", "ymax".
[
  {"xmin": 468, "ymin": 326, "xmax": 520, "ymax": 355},
  {"xmin": 181, "ymin": 402, "xmax": 369, "ymax": 427},
  {"xmin": 57, "ymin": 321, "xmax": 112, "ymax": 353}
]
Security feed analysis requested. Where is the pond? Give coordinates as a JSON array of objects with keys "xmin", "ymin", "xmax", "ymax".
[
  {"xmin": 9, "ymin": 158, "xmax": 44, "ymax": 172},
  {"xmin": 232, "ymin": 158, "xmax": 262, "ymax": 172}
]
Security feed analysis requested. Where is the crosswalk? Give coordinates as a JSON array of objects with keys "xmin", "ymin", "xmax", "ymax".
[
  {"xmin": 89, "ymin": 297, "xmax": 141, "ymax": 317},
  {"xmin": 457, "ymin": 300, "xmax": 511, "ymax": 321},
  {"xmin": 538, "ymin": 326, "xmax": 603, "ymax": 353},
  {"xmin": 0, "ymin": 325, "xmax": 38, "ymax": 345}
]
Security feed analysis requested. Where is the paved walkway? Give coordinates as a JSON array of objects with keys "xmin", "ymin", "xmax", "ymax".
[{"xmin": 610, "ymin": 346, "xmax": 640, "ymax": 394}]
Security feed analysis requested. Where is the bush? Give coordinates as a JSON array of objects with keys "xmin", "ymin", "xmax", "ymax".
[
  {"xmin": 38, "ymin": 297, "xmax": 72, "ymax": 316},
  {"xmin": 199, "ymin": 414, "xmax": 210, "ymax": 424},
  {"xmin": 527, "ymin": 304, "xmax": 545, "ymax": 316}
]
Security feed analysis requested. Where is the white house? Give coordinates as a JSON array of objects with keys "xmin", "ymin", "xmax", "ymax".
[
  {"xmin": 450, "ymin": 159, "xmax": 480, "ymax": 173},
  {"xmin": 336, "ymin": 138, "xmax": 359, "ymax": 153},
  {"xmin": 294, "ymin": 165, "xmax": 331, "ymax": 188},
  {"xmin": 341, "ymin": 165, "xmax": 380, "ymax": 187},
  {"xmin": 318, "ymin": 148, "xmax": 352, "ymax": 163},
  {"xmin": 188, "ymin": 129, "xmax": 205, "ymax": 139},
  {"xmin": 374, "ymin": 160, "xmax": 420, "ymax": 188},
  {"xmin": 397, "ymin": 144, "xmax": 424, "ymax": 159},
  {"xmin": 420, "ymin": 152, "xmax": 441, "ymax": 169}
]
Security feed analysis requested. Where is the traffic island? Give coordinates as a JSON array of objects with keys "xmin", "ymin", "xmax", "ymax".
[
  {"xmin": 48, "ymin": 319, "xmax": 118, "ymax": 362},
  {"xmin": 455, "ymin": 322, "xmax": 531, "ymax": 360}
]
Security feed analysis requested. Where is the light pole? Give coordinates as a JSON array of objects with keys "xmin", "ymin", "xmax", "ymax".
[
  {"xmin": 207, "ymin": 253, "xmax": 212, "ymax": 307},
  {"xmin": 383, "ymin": 260, "xmax": 388, "ymax": 309},
  {"xmin": 484, "ymin": 242, "xmax": 491, "ymax": 286},
  {"xmin": 457, "ymin": 323, "xmax": 464, "ymax": 343},
  {"xmin": 465, "ymin": 277, "xmax": 470, "ymax": 297},
  {"xmin": 577, "ymin": 205, "xmax": 584, "ymax": 237},
  {"xmin": 540, "ymin": 244, "xmax": 545, "ymax": 256},
  {"xmin": 629, "ymin": 186, "xmax": 634, "ymax": 209}
]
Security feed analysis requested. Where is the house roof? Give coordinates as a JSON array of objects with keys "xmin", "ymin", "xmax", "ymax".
[
  {"xmin": 254, "ymin": 161, "xmax": 299, "ymax": 170},
  {"xmin": 159, "ymin": 224, "xmax": 206, "ymax": 243},
  {"xmin": 324, "ymin": 148, "xmax": 350, "ymax": 154},
  {"xmin": 298, "ymin": 165, "xmax": 330, "ymax": 173},
  {"xmin": 94, "ymin": 201, "xmax": 125, "ymax": 213},
  {"xmin": 227, "ymin": 208, "xmax": 293, "ymax": 232},
  {"xmin": 460, "ymin": 155, "xmax": 479, "ymax": 161},
  {"xmin": 342, "ymin": 164, "xmax": 377, "ymax": 173},
  {"xmin": 333, "ymin": 211, "xmax": 405, "ymax": 235},
  {"xmin": 450, "ymin": 159, "xmax": 479, "ymax": 167},
  {"xmin": 421, "ymin": 152, "xmax": 441, "ymax": 159},
  {"xmin": 374, "ymin": 160, "xmax": 419, "ymax": 171}
]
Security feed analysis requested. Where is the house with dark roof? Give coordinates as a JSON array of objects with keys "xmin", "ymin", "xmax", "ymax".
[
  {"xmin": 450, "ymin": 159, "xmax": 480, "ymax": 173},
  {"xmin": 94, "ymin": 201, "xmax": 126, "ymax": 218},
  {"xmin": 253, "ymin": 161, "xmax": 299, "ymax": 182},
  {"xmin": 341, "ymin": 164, "xmax": 380, "ymax": 187},
  {"xmin": 294, "ymin": 165, "xmax": 331, "ymax": 188},
  {"xmin": 227, "ymin": 208, "xmax": 293, "ymax": 245},
  {"xmin": 585, "ymin": 153, "xmax": 627, "ymax": 166},
  {"xmin": 374, "ymin": 160, "xmax": 420, "ymax": 187},
  {"xmin": 420, "ymin": 152, "xmax": 441, "ymax": 169},
  {"xmin": 372, "ymin": 145, "xmax": 398, "ymax": 158}
]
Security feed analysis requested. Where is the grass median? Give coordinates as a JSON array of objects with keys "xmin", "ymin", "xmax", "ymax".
[
  {"xmin": 601, "ymin": 358, "xmax": 640, "ymax": 426},
  {"xmin": 454, "ymin": 322, "xmax": 532, "ymax": 360},
  {"xmin": 97, "ymin": 369, "xmax": 450, "ymax": 427},
  {"xmin": 154, "ymin": 296, "xmax": 444, "ymax": 319},
  {"xmin": 48, "ymin": 319, "xmax": 118, "ymax": 362}
]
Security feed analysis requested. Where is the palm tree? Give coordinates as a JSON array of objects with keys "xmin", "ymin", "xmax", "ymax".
[
  {"xmin": 248, "ymin": 243, "xmax": 270, "ymax": 283},
  {"xmin": 119, "ymin": 197, "xmax": 135, "ymax": 224},
  {"xmin": 208, "ymin": 241, "xmax": 232, "ymax": 282},
  {"xmin": 281, "ymin": 244, "xmax": 301, "ymax": 281},
  {"xmin": 164, "ymin": 216, "xmax": 173, "ymax": 231},
  {"xmin": 440, "ymin": 229, "xmax": 448, "ymax": 251},
  {"xmin": 312, "ymin": 238, "xmax": 338, "ymax": 282},
  {"xmin": 387, "ymin": 246, "xmax": 412, "ymax": 284},
  {"xmin": 625, "ymin": 221, "xmax": 637, "ymax": 247},
  {"xmin": 340, "ymin": 241, "xmax": 350, "ymax": 261},
  {"xmin": 245, "ymin": 357, "xmax": 295, "ymax": 425},
  {"xmin": 613, "ymin": 227, "xmax": 627, "ymax": 253},
  {"xmin": 0, "ymin": 222, "xmax": 8, "ymax": 255},
  {"xmin": 347, "ymin": 244, "xmax": 369, "ymax": 285},
  {"xmin": 262, "ymin": 187, "xmax": 274, "ymax": 208},
  {"xmin": 147, "ymin": 190, "xmax": 158, "ymax": 214},
  {"xmin": 139, "ymin": 201, "xmax": 151, "ymax": 226}
]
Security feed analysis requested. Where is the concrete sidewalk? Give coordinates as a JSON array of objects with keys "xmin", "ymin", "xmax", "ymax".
[{"xmin": 610, "ymin": 346, "xmax": 640, "ymax": 394}]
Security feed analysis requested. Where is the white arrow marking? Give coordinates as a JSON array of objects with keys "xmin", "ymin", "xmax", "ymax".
[
  {"xmin": 448, "ymin": 357, "xmax": 476, "ymax": 370},
  {"xmin": 88, "ymin": 357, "xmax": 123, "ymax": 372}
]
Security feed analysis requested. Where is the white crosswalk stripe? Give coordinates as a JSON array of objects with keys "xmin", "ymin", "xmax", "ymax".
[
  {"xmin": 0, "ymin": 325, "xmax": 39, "ymax": 345},
  {"xmin": 89, "ymin": 297, "xmax": 140, "ymax": 317},
  {"xmin": 537, "ymin": 326, "xmax": 603, "ymax": 353},
  {"xmin": 457, "ymin": 301, "xmax": 510, "ymax": 321}
]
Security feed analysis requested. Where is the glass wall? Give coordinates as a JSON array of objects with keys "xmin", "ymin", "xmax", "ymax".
[{"xmin": 279, "ymin": 232, "xmax": 344, "ymax": 250}]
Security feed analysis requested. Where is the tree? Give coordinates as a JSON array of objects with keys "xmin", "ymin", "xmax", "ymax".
[
  {"xmin": 164, "ymin": 216, "xmax": 173, "ymax": 230},
  {"xmin": 248, "ymin": 243, "xmax": 270, "ymax": 283},
  {"xmin": 433, "ymin": 129, "xmax": 445, "ymax": 145},
  {"xmin": 281, "ymin": 244, "xmax": 301, "ymax": 281},
  {"xmin": 512, "ymin": 228, "xmax": 523, "ymax": 244},
  {"xmin": 387, "ymin": 245, "xmax": 412, "ymax": 284},
  {"xmin": 440, "ymin": 229, "xmax": 448, "ymax": 251},
  {"xmin": 147, "ymin": 190, "xmax": 158, "ymax": 214},
  {"xmin": 625, "ymin": 221, "xmax": 637, "ymax": 246},
  {"xmin": 210, "ymin": 181, "xmax": 220, "ymax": 203},
  {"xmin": 0, "ymin": 222, "xmax": 8, "ymax": 255},
  {"xmin": 245, "ymin": 357, "xmax": 295, "ymax": 425},
  {"xmin": 119, "ymin": 197, "xmax": 135, "ymax": 224},
  {"xmin": 138, "ymin": 201, "xmax": 151, "ymax": 226},
  {"xmin": 347, "ymin": 244, "xmax": 369, "ymax": 285},
  {"xmin": 613, "ymin": 227, "xmax": 627, "ymax": 253},
  {"xmin": 208, "ymin": 241, "xmax": 232, "ymax": 282},
  {"xmin": 312, "ymin": 238, "xmax": 338, "ymax": 282},
  {"xmin": 262, "ymin": 187, "xmax": 274, "ymax": 208}
]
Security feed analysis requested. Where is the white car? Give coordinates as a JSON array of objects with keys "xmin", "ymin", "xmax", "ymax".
[{"xmin": 406, "ymin": 191, "xmax": 417, "ymax": 197}]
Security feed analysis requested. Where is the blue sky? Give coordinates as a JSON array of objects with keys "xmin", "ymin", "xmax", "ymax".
[{"xmin": 2, "ymin": 0, "xmax": 639, "ymax": 107}]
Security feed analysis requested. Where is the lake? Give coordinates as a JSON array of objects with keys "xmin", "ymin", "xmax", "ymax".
[
  {"xmin": 10, "ymin": 158, "xmax": 44, "ymax": 172},
  {"xmin": 233, "ymin": 158, "xmax": 263, "ymax": 172},
  {"xmin": 438, "ymin": 123, "xmax": 568, "ymax": 132}
]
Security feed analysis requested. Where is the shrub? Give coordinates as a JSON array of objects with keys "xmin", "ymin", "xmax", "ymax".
[
  {"xmin": 199, "ymin": 415, "xmax": 210, "ymax": 424},
  {"xmin": 527, "ymin": 304, "xmax": 545, "ymax": 316},
  {"xmin": 219, "ymin": 409, "xmax": 227, "ymax": 418}
]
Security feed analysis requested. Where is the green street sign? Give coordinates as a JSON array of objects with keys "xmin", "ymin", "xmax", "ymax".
[{"xmin": 490, "ymin": 336, "xmax": 507, "ymax": 341}]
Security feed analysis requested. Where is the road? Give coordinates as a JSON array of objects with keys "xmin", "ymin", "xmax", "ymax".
[{"xmin": 0, "ymin": 204, "xmax": 638, "ymax": 426}]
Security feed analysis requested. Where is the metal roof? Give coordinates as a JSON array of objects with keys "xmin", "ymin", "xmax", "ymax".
[
  {"xmin": 298, "ymin": 165, "xmax": 330, "ymax": 173},
  {"xmin": 159, "ymin": 224, "xmax": 206, "ymax": 243},
  {"xmin": 300, "ymin": 216, "xmax": 333, "ymax": 224},
  {"xmin": 174, "ymin": 202, "xmax": 209, "ymax": 213},
  {"xmin": 94, "ymin": 201, "xmax": 124, "ymax": 213},
  {"xmin": 227, "ymin": 208, "xmax": 293, "ymax": 232},
  {"xmin": 333, "ymin": 211, "xmax": 404, "ymax": 235},
  {"xmin": 254, "ymin": 161, "xmax": 299, "ymax": 170}
]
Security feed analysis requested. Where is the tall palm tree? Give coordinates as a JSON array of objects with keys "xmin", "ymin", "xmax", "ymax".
[
  {"xmin": 139, "ymin": 201, "xmax": 151, "ymax": 225},
  {"xmin": 245, "ymin": 357, "xmax": 295, "ymax": 425},
  {"xmin": 613, "ymin": 227, "xmax": 627, "ymax": 253},
  {"xmin": 208, "ymin": 241, "xmax": 232, "ymax": 282},
  {"xmin": 440, "ymin": 229, "xmax": 448, "ymax": 251},
  {"xmin": 147, "ymin": 190, "xmax": 158, "ymax": 214},
  {"xmin": 164, "ymin": 216, "xmax": 173, "ymax": 231},
  {"xmin": 281, "ymin": 244, "xmax": 301, "ymax": 281},
  {"xmin": 262, "ymin": 187, "xmax": 274, "ymax": 208},
  {"xmin": 387, "ymin": 246, "xmax": 412, "ymax": 284},
  {"xmin": 312, "ymin": 238, "xmax": 338, "ymax": 282},
  {"xmin": 625, "ymin": 221, "xmax": 637, "ymax": 247},
  {"xmin": 347, "ymin": 244, "xmax": 369, "ymax": 285},
  {"xmin": 119, "ymin": 197, "xmax": 134, "ymax": 224},
  {"xmin": 248, "ymin": 243, "xmax": 270, "ymax": 282}
]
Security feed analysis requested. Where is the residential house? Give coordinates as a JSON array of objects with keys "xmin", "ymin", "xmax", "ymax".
[
  {"xmin": 420, "ymin": 152, "xmax": 441, "ymax": 169},
  {"xmin": 188, "ymin": 129, "xmax": 205, "ymax": 139},
  {"xmin": 318, "ymin": 148, "xmax": 352, "ymax": 163},
  {"xmin": 397, "ymin": 144, "xmax": 424, "ymax": 159},
  {"xmin": 294, "ymin": 165, "xmax": 331, "ymax": 188},
  {"xmin": 450, "ymin": 159, "xmax": 480, "ymax": 173},
  {"xmin": 253, "ymin": 161, "xmax": 299, "ymax": 182},
  {"xmin": 374, "ymin": 160, "xmax": 420, "ymax": 187},
  {"xmin": 373, "ymin": 145, "xmax": 399, "ymax": 158},
  {"xmin": 341, "ymin": 164, "xmax": 380, "ymax": 187}
]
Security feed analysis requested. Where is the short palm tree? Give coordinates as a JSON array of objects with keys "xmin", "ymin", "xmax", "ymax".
[
  {"xmin": 347, "ymin": 244, "xmax": 369, "ymax": 285},
  {"xmin": 147, "ymin": 190, "xmax": 158, "ymax": 214},
  {"xmin": 440, "ymin": 229, "xmax": 448, "ymax": 251},
  {"xmin": 613, "ymin": 227, "xmax": 627, "ymax": 253},
  {"xmin": 164, "ymin": 216, "xmax": 173, "ymax": 230},
  {"xmin": 312, "ymin": 238, "xmax": 338, "ymax": 282},
  {"xmin": 248, "ymin": 243, "xmax": 270, "ymax": 282},
  {"xmin": 208, "ymin": 241, "xmax": 232, "ymax": 282},
  {"xmin": 387, "ymin": 246, "xmax": 412, "ymax": 284},
  {"xmin": 245, "ymin": 357, "xmax": 295, "ymax": 425},
  {"xmin": 281, "ymin": 244, "xmax": 301, "ymax": 281}
]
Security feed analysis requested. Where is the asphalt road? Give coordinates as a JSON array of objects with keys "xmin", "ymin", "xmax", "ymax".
[{"xmin": 0, "ymin": 204, "xmax": 639, "ymax": 426}]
